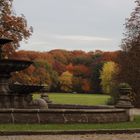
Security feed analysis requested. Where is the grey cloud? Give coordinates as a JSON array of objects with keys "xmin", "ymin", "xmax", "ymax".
[{"xmin": 14, "ymin": 0, "xmax": 135, "ymax": 51}]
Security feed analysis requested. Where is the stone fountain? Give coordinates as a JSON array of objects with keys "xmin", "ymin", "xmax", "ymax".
[
  {"xmin": 0, "ymin": 38, "xmax": 132, "ymax": 124},
  {"xmin": 0, "ymin": 38, "xmax": 49, "ymax": 109}
]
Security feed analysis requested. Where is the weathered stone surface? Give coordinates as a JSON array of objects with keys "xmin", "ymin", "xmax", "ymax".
[
  {"xmin": 0, "ymin": 109, "xmax": 130, "ymax": 124},
  {"xmin": 48, "ymin": 103, "xmax": 114, "ymax": 109},
  {"xmin": 0, "ymin": 113, "xmax": 12, "ymax": 123},
  {"xmin": 116, "ymin": 86, "xmax": 134, "ymax": 109},
  {"xmin": 40, "ymin": 112, "xmax": 65, "ymax": 123},
  {"xmin": 13, "ymin": 112, "xmax": 38, "ymax": 124}
]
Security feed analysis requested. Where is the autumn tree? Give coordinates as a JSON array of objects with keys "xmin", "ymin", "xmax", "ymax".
[
  {"xmin": 52, "ymin": 60, "xmax": 66, "ymax": 75},
  {"xmin": 34, "ymin": 60, "xmax": 59, "ymax": 91},
  {"xmin": 100, "ymin": 61, "xmax": 118, "ymax": 94},
  {"xmin": 59, "ymin": 71, "xmax": 73, "ymax": 93},
  {"xmin": 49, "ymin": 49, "xmax": 68, "ymax": 64},
  {"xmin": 72, "ymin": 77, "xmax": 83, "ymax": 93},
  {"xmin": 0, "ymin": 0, "xmax": 32, "ymax": 54},
  {"xmin": 72, "ymin": 55, "xmax": 92, "ymax": 66},
  {"xmin": 82, "ymin": 79, "xmax": 91, "ymax": 93},
  {"xmin": 117, "ymin": 0, "xmax": 140, "ymax": 106},
  {"xmin": 67, "ymin": 64, "xmax": 91, "ymax": 78}
]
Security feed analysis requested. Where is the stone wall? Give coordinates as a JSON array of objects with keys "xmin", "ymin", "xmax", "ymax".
[{"xmin": 0, "ymin": 109, "xmax": 130, "ymax": 124}]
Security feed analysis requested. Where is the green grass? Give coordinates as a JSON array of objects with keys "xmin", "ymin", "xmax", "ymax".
[
  {"xmin": 0, "ymin": 116, "xmax": 140, "ymax": 131},
  {"xmin": 34, "ymin": 93, "xmax": 110, "ymax": 105}
]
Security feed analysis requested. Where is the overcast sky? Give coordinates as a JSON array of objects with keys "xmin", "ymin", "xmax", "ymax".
[{"xmin": 13, "ymin": 0, "xmax": 135, "ymax": 52}]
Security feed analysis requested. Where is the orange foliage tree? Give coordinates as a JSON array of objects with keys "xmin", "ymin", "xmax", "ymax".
[{"xmin": 0, "ymin": 0, "xmax": 32, "ymax": 54}]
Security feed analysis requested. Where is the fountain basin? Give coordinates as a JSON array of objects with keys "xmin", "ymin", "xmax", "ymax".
[
  {"xmin": 10, "ymin": 84, "xmax": 48, "ymax": 94},
  {"xmin": 0, "ymin": 108, "xmax": 130, "ymax": 124},
  {"xmin": 0, "ymin": 59, "xmax": 33, "ymax": 74},
  {"xmin": 0, "ymin": 38, "xmax": 13, "ymax": 45}
]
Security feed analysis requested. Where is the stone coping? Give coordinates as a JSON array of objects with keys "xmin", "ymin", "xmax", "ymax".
[
  {"xmin": 0, "ymin": 129, "xmax": 140, "ymax": 136},
  {"xmin": 48, "ymin": 103, "xmax": 114, "ymax": 109},
  {"xmin": 0, "ymin": 108, "xmax": 126, "ymax": 113}
]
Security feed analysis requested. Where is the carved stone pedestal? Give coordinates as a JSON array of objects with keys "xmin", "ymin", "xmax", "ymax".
[{"xmin": 116, "ymin": 87, "xmax": 133, "ymax": 109}]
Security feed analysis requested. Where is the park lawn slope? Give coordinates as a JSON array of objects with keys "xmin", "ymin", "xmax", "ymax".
[{"xmin": 34, "ymin": 93, "xmax": 110, "ymax": 105}]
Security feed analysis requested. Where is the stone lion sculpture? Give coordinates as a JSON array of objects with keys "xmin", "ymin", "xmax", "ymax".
[{"xmin": 30, "ymin": 98, "xmax": 48, "ymax": 109}]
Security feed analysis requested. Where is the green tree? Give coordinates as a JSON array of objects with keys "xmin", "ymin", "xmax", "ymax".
[
  {"xmin": 91, "ymin": 62, "xmax": 104, "ymax": 93},
  {"xmin": 100, "ymin": 61, "xmax": 118, "ymax": 94},
  {"xmin": 0, "ymin": 0, "xmax": 32, "ymax": 54},
  {"xmin": 59, "ymin": 71, "xmax": 73, "ymax": 92}
]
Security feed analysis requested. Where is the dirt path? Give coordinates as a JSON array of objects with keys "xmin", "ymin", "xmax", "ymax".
[{"xmin": 1, "ymin": 134, "xmax": 140, "ymax": 140}]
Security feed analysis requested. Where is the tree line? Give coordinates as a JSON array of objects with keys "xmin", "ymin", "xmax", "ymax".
[{"xmin": 10, "ymin": 50, "xmax": 119, "ymax": 94}]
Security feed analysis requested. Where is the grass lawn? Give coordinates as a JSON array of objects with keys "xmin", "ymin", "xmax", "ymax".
[
  {"xmin": 34, "ymin": 93, "xmax": 110, "ymax": 105},
  {"xmin": 0, "ymin": 116, "xmax": 140, "ymax": 131}
]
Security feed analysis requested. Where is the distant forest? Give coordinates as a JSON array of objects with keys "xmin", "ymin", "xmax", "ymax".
[{"xmin": 9, "ymin": 49, "xmax": 120, "ymax": 93}]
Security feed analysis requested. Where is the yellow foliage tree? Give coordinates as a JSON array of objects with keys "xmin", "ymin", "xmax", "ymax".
[
  {"xmin": 59, "ymin": 71, "xmax": 73, "ymax": 92},
  {"xmin": 100, "ymin": 61, "xmax": 118, "ymax": 94}
]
